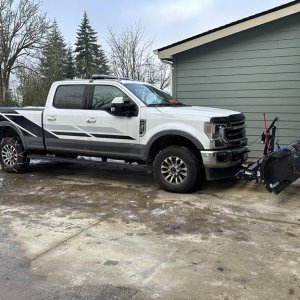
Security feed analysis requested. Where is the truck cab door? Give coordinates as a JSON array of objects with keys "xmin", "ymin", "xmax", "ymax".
[
  {"xmin": 43, "ymin": 84, "xmax": 88, "ymax": 154},
  {"xmin": 82, "ymin": 84, "xmax": 141, "ymax": 159}
]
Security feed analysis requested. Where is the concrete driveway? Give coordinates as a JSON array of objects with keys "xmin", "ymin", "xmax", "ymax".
[{"xmin": 0, "ymin": 161, "xmax": 299, "ymax": 300}]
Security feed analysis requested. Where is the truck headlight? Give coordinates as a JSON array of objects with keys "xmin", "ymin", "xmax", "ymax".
[{"xmin": 205, "ymin": 122, "xmax": 222, "ymax": 140}]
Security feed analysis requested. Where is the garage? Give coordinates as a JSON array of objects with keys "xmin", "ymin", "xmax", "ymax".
[{"xmin": 156, "ymin": 1, "xmax": 300, "ymax": 157}]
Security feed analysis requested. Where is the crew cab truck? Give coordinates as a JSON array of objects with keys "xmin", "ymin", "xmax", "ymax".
[{"xmin": 0, "ymin": 76, "xmax": 248, "ymax": 193}]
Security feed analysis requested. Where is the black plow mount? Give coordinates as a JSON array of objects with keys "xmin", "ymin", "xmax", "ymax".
[{"xmin": 238, "ymin": 115, "xmax": 300, "ymax": 194}]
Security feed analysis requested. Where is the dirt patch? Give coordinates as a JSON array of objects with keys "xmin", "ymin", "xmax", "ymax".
[{"xmin": 0, "ymin": 161, "xmax": 299, "ymax": 300}]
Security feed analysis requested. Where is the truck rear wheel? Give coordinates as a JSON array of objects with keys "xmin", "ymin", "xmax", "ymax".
[
  {"xmin": 153, "ymin": 146, "xmax": 200, "ymax": 193},
  {"xmin": 0, "ymin": 137, "xmax": 30, "ymax": 173}
]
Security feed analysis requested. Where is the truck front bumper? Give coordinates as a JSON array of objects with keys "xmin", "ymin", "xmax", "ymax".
[{"xmin": 200, "ymin": 146, "xmax": 248, "ymax": 180}]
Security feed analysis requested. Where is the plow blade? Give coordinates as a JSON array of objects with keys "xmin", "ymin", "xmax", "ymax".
[{"xmin": 260, "ymin": 141, "xmax": 300, "ymax": 194}]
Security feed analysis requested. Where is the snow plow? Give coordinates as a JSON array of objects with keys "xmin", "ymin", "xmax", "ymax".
[{"xmin": 238, "ymin": 115, "xmax": 300, "ymax": 194}]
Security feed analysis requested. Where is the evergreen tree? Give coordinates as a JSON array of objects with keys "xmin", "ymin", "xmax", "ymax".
[
  {"xmin": 39, "ymin": 21, "xmax": 68, "ymax": 101},
  {"xmin": 40, "ymin": 21, "xmax": 68, "ymax": 82},
  {"xmin": 74, "ymin": 12, "xmax": 109, "ymax": 79},
  {"xmin": 65, "ymin": 46, "xmax": 76, "ymax": 79}
]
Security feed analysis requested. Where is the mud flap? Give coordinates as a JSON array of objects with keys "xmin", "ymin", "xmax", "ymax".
[{"xmin": 260, "ymin": 141, "xmax": 300, "ymax": 194}]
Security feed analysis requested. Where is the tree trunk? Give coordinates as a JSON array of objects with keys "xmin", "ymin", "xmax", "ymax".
[{"xmin": 0, "ymin": 75, "xmax": 9, "ymax": 107}]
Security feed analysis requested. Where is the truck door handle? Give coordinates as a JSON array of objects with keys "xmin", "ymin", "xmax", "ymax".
[
  {"xmin": 47, "ymin": 116, "xmax": 56, "ymax": 121},
  {"xmin": 86, "ymin": 118, "xmax": 96, "ymax": 123}
]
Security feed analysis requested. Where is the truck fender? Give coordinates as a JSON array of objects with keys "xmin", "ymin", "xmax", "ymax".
[
  {"xmin": 0, "ymin": 121, "xmax": 28, "ymax": 150},
  {"xmin": 144, "ymin": 130, "xmax": 204, "ymax": 161}
]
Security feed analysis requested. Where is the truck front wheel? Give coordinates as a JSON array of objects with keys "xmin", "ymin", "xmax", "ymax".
[
  {"xmin": 153, "ymin": 146, "xmax": 200, "ymax": 193},
  {"xmin": 0, "ymin": 137, "xmax": 30, "ymax": 173}
]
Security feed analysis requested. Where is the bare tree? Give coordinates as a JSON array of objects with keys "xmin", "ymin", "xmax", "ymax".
[
  {"xmin": 107, "ymin": 23, "xmax": 170, "ymax": 90},
  {"xmin": 147, "ymin": 59, "xmax": 171, "ymax": 90},
  {"xmin": 0, "ymin": 0, "xmax": 48, "ymax": 106},
  {"xmin": 17, "ymin": 65, "xmax": 43, "ymax": 107}
]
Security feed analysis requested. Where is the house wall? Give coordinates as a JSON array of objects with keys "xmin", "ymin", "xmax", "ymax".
[{"xmin": 173, "ymin": 13, "xmax": 300, "ymax": 157}]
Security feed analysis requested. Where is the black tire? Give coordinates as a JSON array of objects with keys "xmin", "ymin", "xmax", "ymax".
[
  {"xmin": 153, "ymin": 146, "xmax": 201, "ymax": 193},
  {"xmin": 0, "ymin": 137, "xmax": 30, "ymax": 173}
]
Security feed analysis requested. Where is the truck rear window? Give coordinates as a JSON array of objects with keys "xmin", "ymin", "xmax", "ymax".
[{"xmin": 53, "ymin": 85, "xmax": 86, "ymax": 109}]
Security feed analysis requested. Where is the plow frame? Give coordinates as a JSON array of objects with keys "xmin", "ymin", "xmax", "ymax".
[{"xmin": 237, "ymin": 115, "xmax": 299, "ymax": 194}]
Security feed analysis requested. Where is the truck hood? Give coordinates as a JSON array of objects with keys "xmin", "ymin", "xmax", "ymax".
[{"xmin": 155, "ymin": 106, "xmax": 241, "ymax": 119}]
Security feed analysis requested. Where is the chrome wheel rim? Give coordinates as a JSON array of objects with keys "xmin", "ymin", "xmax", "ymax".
[
  {"xmin": 161, "ymin": 156, "xmax": 187, "ymax": 184},
  {"xmin": 1, "ymin": 144, "xmax": 18, "ymax": 167}
]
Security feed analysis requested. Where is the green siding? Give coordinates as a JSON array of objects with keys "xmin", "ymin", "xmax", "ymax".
[{"xmin": 174, "ymin": 13, "xmax": 300, "ymax": 157}]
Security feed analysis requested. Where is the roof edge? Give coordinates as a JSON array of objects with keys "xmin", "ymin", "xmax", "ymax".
[{"xmin": 156, "ymin": 0, "xmax": 300, "ymax": 59}]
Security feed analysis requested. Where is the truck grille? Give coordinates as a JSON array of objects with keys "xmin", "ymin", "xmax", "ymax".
[
  {"xmin": 211, "ymin": 114, "xmax": 247, "ymax": 144},
  {"xmin": 226, "ymin": 128, "xmax": 245, "ymax": 140}
]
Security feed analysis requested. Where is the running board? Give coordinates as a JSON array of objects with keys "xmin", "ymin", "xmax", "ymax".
[{"xmin": 27, "ymin": 155, "xmax": 150, "ymax": 172}]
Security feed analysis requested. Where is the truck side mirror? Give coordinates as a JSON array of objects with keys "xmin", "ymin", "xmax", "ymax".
[
  {"xmin": 111, "ymin": 96, "xmax": 136, "ymax": 117},
  {"xmin": 111, "ymin": 96, "xmax": 124, "ymax": 105},
  {"xmin": 111, "ymin": 97, "xmax": 125, "ymax": 116}
]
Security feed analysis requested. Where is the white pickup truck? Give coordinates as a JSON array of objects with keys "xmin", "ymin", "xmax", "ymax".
[{"xmin": 0, "ymin": 76, "xmax": 248, "ymax": 193}]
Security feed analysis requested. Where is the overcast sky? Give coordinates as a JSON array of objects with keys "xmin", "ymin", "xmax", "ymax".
[{"xmin": 40, "ymin": 0, "xmax": 292, "ymax": 50}]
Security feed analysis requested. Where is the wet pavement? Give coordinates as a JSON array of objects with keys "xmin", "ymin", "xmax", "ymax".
[{"xmin": 0, "ymin": 160, "xmax": 299, "ymax": 299}]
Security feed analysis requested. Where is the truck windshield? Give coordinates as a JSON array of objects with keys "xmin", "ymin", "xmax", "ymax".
[{"xmin": 123, "ymin": 83, "xmax": 184, "ymax": 106}]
